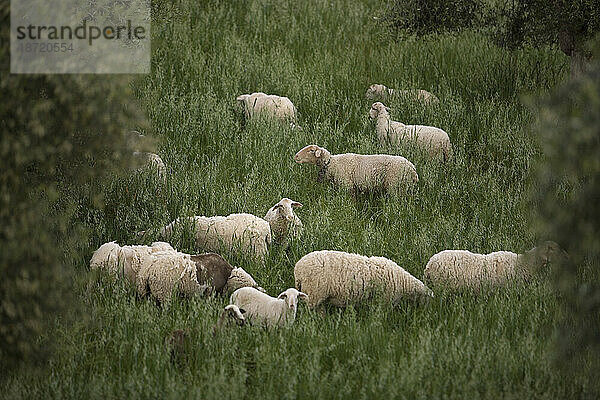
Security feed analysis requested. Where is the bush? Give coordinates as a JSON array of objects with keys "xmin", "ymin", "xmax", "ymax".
[
  {"xmin": 530, "ymin": 40, "xmax": 600, "ymax": 387},
  {"xmin": 0, "ymin": 3, "xmax": 146, "ymax": 372},
  {"xmin": 383, "ymin": 0, "xmax": 486, "ymax": 36}
]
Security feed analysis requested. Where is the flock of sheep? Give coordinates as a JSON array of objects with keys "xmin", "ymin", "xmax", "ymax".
[{"xmin": 90, "ymin": 84, "xmax": 565, "ymax": 335}]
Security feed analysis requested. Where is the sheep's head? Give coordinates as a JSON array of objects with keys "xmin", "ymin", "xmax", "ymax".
[
  {"xmin": 151, "ymin": 241, "xmax": 175, "ymax": 253},
  {"xmin": 223, "ymin": 304, "xmax": 246, "ymax": 325},
  {"xmin": 225, "ymin": 267, "xmax": 263, "ymax": 294},
  {"xmin": 270, "ymin": 198, "xmax": 302, "ymax": 222},
  {"xmin": 366, "ymin": 84, "xmax": 387, "ymax": 99},
  {"xmin": 277, "ymin": 288, "xmax": 308, "ymax": 310},
  {"xmin": 294, "ymin": 145, "xmax": 330, "ymax": 166},
  {"xmin": 521, "ymin": 241, "xmax": 568, "ymax": 275},
  {"xmin": 369, "ymin": 102, "xmax": 390, "ymax": 120},
  {"xmin": 90, "ymin": 241, "xmax": 121, "ymax": 270}
]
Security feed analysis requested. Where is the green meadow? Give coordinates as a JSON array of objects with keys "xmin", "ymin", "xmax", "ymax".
[{"xmin": 6, "ymin": 0, "xmax": 596, "ymax": 398}]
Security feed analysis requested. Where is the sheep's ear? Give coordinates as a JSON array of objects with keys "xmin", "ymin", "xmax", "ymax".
[
  {"xmin": 291, "ymin": 202, "xmax": 302, "ymax": 208},
  {"xmin": 298, "ymin": 291, "xmax": 309, "ymax": 301},
  {"xmin": 315, "ymin": 149, "xmax": 322, "ymax": 158},
  {"xmin": 277, "ymin": 292, "xmax": 288, "ymax": 300}
]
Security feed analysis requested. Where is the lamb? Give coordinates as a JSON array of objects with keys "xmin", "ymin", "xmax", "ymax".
[
  {"xmin": 294, "ymin": 144, "xmax": 418, "ymax": 193},
  {"xmin": 159, "ymin": 213, "xmax": 272, "ymax": 261},
  {"xmin": 190, "ymin": 253, "xmax": 262, "ymax": 295},
  {"xmin": 264, "ymin": 198, "xmax": 303, "ymax": 247},
  {"xmin": 294, "ymin": 250, "xmax": 433, "ymax": 309},
  {"xmin": 89, "ymin": 241, "xmax": 175, "ymax": 283},
  {"xmin": 369, "ymin": 102, "xmax": 452, "ymax": 161},
  {"xmin": 229, "ymin": 287, "xmax": 308, "ymax": 327},
  {"xmin": 213, "ymin": 304, "xmax": 246, "ymax": 334},
  {"xmin": 365, "ymin": 84, "xmax": 439, "ymax": 105},
  {"xmin": 236, "ymin": 92, "xmax": 297, "ymax": 122},
  {"xmin": 423, "ymin": 241, "xmax": 567, "ymax": 291},
  {"xmin": 136, "ymin": 250, "xmax": 210, "ymax": 304}
]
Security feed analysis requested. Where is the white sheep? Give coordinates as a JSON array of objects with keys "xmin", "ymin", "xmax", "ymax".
[
  {"xmin": 294, "ymin": 144, "xmax": 418, "ymax": 193},
  {"xmin": 365, "ymin": 84, "xmax": 439, "ymax": 105},
  {"xmin": 159, "ymin": 213, "xmax": 272, "ymax": 261},
  {"xmin": 369, "ymin": 102, "xmax": 452, "ymax": 161},
  {"xmin": 90, "ymin": 241, "xmax": 175, "ymax": 283},
  {"xmin": 236, "ymin": 92, "xmax": 297, "ymax": 122},
  {"xmin": 133, "ymin": 151, "xmax": 167, "ymax": 177},
  {"xmin": 136, "ymin": 250, "xmax": 210, "ymax": 304},
  {"xmin": 222, "ymin": 266, "xmax": 263, "ymax": 295},
  {"xmin": 294, "ymin": 250, "xmax": 433, "ymax": 308},
  {"xmin": 264, "ymin": 198, "xmax": 303, "ymax": 247},
  {"xmin": 229, "ymin": 287, "xmax": 308, "ymax": 327},
  {"xmin": 423, "ymin": 241, "xmax": 566, "ymax": 291}
]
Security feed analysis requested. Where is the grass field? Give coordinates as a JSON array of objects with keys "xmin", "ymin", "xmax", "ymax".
[{"xmin": 5, "ymin": 0, "xmax": 597, "ymax": 398}]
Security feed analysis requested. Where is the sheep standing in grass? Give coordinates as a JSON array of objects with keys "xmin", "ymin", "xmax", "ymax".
[
  {"xmin": 423, "ymin": 241, "xmax": 566, "ymax": 291},
  {"xmin": 264, "ymin": 198, "xmax": 303, "ymax": 247},
  {"xmin": 90, "ymin": 241, "xmax": 175, "ymax": 283},
  {"xmin": 294, "ymin": 250, "xmax": 433, "ymax": 309},
  {"xmin": 366, "ymin": 84, "xmax": 439, "ymax": 105},
  {"xmin": 229, "ymin": 287, "xmax": 308, "ymax": 327},
  {"xmin": 236, "ymin": 92, "xmax": 297, "ymax": 122},
  {"xmin": 159, "ymin": 213, "xmax": 272, "ymax": 261},
  {"xmin": 136, "ymin": 250, "xmax": 210, "ymax": 304},
  {"xmin": 294, "ymin": 144, "xmax": 418, "ymax": 193},
  {"xmin": 369, "ymin": 102, "xmax": 452, "ymax": 161}
]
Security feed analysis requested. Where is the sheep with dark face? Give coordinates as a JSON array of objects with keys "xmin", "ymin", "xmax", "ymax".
[
  {"xmin": 294, "ymin": 144, "xmax": 418, "ymax": 193},
  {"xmin": 264, "ymin": 198, "xmax": 303, "ymax": 247}
]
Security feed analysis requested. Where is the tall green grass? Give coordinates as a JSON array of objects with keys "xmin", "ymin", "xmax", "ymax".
[{"xmin": 5, "ymin": 0, "xmax": 594, "ymax": 398}]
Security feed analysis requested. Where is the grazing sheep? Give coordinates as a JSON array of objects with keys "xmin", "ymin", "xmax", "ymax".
[
  {"xmin": 136, "ymin": 250, "xmax": 210, "ymax": 304},
  {"xmin": 369, "ymin": 102, "xmax": 452, "ymax": 161},
  {"xmin": 264, "ymin": 198, "xmax": 303, "ymax": 247},
  {"xmin": 222, "ymin": 267, "xmax": 263, "ymax": 295},
  {"xmin": 294, "ymin": 250, "xmax": 433, "ymax": 309},
  {"xmin": 90, "ymin": 241, "xmax": 175, "ymax": 283},
  {"xmin": 423, "ymin": 241, "xmax": 566, "ymax": 291},
  {"xmin": 229, "ymin": 287, "xmax": 308, "ymax": 327},
  {"xmin": 213, "ymin": 304, "xmax": 246, "ymax": 334},
  {"xmin": 133, "ymin": 151, "xmax": 167, "ymax": 177},
  {"xmin": 236, "ymin": 92, "xmax": 297, "ymax": 122},
  {"xmin": 159, "ymin": 213, "xmax": 272, "ymax": 261},
  {"xmin": 366, "ymin": 84, "xmax": 439, "ymax": 105},
  {"xmin": 294, "ymin": 144, "xmax": 418, "ymax": 193},
  {"xmin": 190, "ymin": 253, "xmax": 262, "ymax": 295}
]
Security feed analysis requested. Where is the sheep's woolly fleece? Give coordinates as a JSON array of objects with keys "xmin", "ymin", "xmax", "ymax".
[
  {"xmin": 160, "ymin": 213, "xmax": 272, "ymax": 261},
  {"xmin": 369, "ymin": 102, "xmax": 452, "ymax": 161},
  {"xmin": 264, "ymin": 198, "xmax": 303, "ymax": 247},
  {"xmin": 89, "ymin": 241, "xmax": 175, "ymax": 283},
  {"xmin": 294, "ymin": 250, "xmax": 432, "ymax": 308},
  {"xmin": 223, "ymin": 267, "xmax": 261, "ymax": 295},
  {"xmin": 294, "ymin": 145, "xmax": 418, "ymax": 192},
  {"xmin": 136, "ymin": 250, "xmax": 209, "ymax": 304},
  {"xmin": 365, "ymin": 84, "xmax": 439, "ymax": 105},
  {"xmin": 236, "ymin": 92, "xmax": 297, "ymax": 121},
  {"xmin": 229, "ymin": 287, "xmax": 308, "ymax": 327}
]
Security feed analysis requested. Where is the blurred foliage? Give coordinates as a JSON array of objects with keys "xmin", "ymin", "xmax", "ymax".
[
  {"xmin": 530, "ymin": 39, "xmax": 600, "ymax": 387},
  {"xmin": 383, "ymin": 0, "xmax": 486, "ymax": 35},
  {"xmin": 384, "ymin": 0, "xmax": 600, "ymax": 64},
  {"xmin": 0, "ymin": 2, "xmax": 146, "ymax": 371}
]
